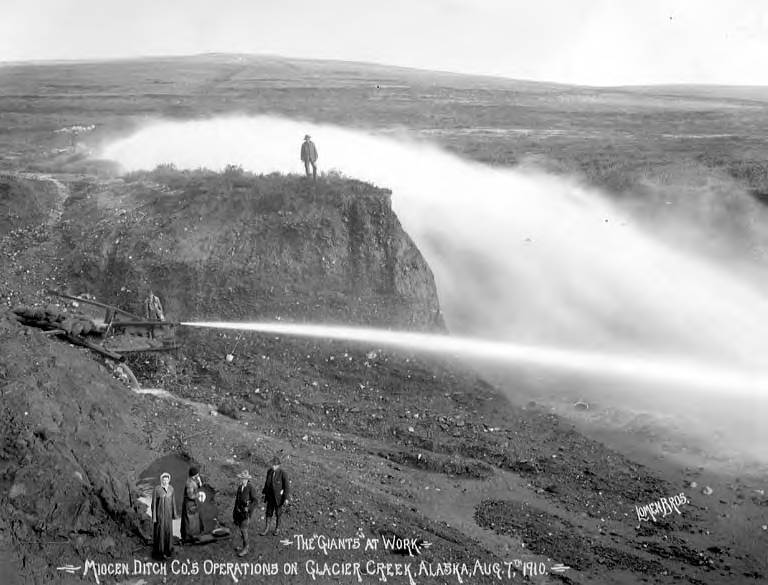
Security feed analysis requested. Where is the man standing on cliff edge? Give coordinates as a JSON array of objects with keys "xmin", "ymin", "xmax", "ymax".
[{"xmin": 300, "ymin": 134, "xmax": 318, "ymax": 180}]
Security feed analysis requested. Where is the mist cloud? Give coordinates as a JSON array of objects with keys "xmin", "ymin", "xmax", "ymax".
[{"xmin": 101, "ymin": 115, "xmax": 768, "ymax": 369}]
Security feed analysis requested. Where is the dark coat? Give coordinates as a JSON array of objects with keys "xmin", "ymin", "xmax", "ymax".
[
  {"xmin": 262, "ymin": 467, "xmax": 289, "ymax": 506},
  {"xmin": 151, "ymin": 484, "xmax": 177, "ymax": 557},
  {"xmin": 181, "ymin": 477, "xmax": 202, "ymax": 540},
  {"xmin": 233, "ymin": 481, "xmax": 259, "ymax": 524},
  {"xmin": 300, "ymin": 140, "xmax": 318, "ymax": 163}
]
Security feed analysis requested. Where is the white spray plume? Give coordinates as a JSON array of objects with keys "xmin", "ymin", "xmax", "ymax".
[
  {"xmin": 181, "ymin": 321, "xmax": 768, "ymax": 395},
  {"xmin": 102, "ymin": 115, "xmax": 768, "ymax": 373}
]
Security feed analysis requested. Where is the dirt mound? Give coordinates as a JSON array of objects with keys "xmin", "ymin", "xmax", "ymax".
[
  {"xmin": 0, "ymin": 314, "xmax": 158, "ymax": 581},
  {"xmin": 0, "ymin": 175, "xmax": 58, "ymax": 234},
  {"xmin": 58, "ymin": 168, "xmax": 443, "ymax": 330}
]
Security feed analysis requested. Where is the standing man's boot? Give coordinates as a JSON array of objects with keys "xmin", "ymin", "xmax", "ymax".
[
  {"xmin": 260, "ymin": 519, "xmax": 271, "ymax": 536},
  {"xmin": 238, "ymin": 522, "xmax": 250, "ymax": 555}
]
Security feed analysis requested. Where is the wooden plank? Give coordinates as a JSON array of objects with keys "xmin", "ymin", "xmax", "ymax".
[{"xmin": 112, "ymin": 345, "xmax": 180, "ymax": 354}]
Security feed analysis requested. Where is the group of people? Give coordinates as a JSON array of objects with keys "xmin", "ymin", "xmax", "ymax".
[
  {"xmin": 150, "ymin": 457, "xmax": 290, "ymax": 560},
  {"xmin": 232, "ymin": 457, "xmax": 289, "ymax": 557}
]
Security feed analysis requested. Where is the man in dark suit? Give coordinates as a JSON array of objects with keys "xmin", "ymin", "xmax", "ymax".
[
  {"xmin": 232, "ymin": 470, "xmax": 259, "ymax": 557},
  {"xmin": 261, "ymin": 456, "xmax": 289, "ymax": 536},
  {"xmin": 300, "ymin": 135, "xmax": 318, "ymax": 180}
]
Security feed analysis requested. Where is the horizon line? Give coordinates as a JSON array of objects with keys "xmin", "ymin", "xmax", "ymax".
[{"xmin": 2, "ymin": 51, "xmax": 768, "ymax": 92}]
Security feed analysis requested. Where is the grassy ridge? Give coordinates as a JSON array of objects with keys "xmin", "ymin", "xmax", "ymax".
[{"xmin": 2, "ymin": 55, "xmax": 768, "ymax": 199}]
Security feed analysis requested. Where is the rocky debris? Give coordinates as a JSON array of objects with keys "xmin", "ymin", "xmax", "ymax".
[
  {"xmin": 378, "ymin": 448, "xmax": 494, "ymax": 479},
  {"xmin": 475, "ymin": 499, "xmax": 665, "ymax": 574},
  {"xmin": 475, "ymin": 498, "xmax": 738, "ymax": 581},
  {"xmin": 0, "ymin": 175, "xmax": 60, "ymax": 234},
  {"xmin": 641, "ymin": 539, "xmax": 719, "ymax": 570},
  {"xmin": 0, "ymin": 187, "xmax": 68, "ymax": 313}
]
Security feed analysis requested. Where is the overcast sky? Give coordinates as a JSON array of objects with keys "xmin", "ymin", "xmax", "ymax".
[{"xmin": 2, "ymin": 0, "xmax": 768, "ymax": 86}]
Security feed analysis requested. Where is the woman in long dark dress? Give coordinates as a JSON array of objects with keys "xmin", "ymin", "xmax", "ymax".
[
  {"xmin": 181, "ymin": 466, "xmax": 203, "ymax": 542},
  {"xmin": 151, "ymin": 472, "xmax": 178, "ymax": 559}
]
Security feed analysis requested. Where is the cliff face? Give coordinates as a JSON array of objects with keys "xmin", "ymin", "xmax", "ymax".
[{"xmin": 61, "ymin": 170, "xmax": 443, "ymax": 331}]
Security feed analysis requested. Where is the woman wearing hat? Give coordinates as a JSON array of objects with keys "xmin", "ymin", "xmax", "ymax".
[
  {"xmin": 181, "ymin": 465, "xmax": 203, "ymax": 543},
  {"xmin": 232, "ymin": 470, "xmax": 259, "ymax": 557},
  {"xmin": 151, "ymin": 472, "xmax": 178, "ymax": 560}
]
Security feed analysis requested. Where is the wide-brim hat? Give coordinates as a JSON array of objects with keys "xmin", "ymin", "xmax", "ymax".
[
  {"xmin": 160, "ymin": 472, "xmax": 171, "ymax": 481},
  {"xmin": 237, "ymin": 470, "xmax": 252, "ymax": 479},
  {"xmin": 304, "ymin": 134, "xmax": 311, "ymax": 140}
]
